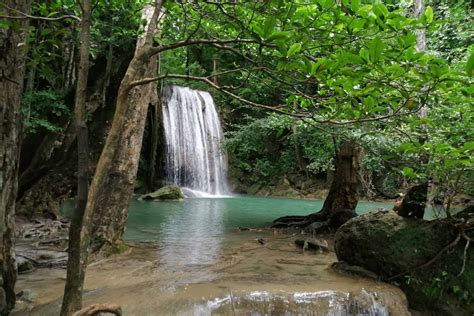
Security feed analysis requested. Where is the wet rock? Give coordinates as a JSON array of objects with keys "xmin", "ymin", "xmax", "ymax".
[
  {"xmin": 0, "ymin": 288, "xmax": 6, "ymax": 315},
  {"xmin": 331, "ymin": 261, "xmax": 379, "ymax": 280},
  {"xmin": 16, "ymin": 218, "xmax": 69, "ymax": 239},
  {"xmin": 16, "ymin": 289, "xmax": 37, "ymax": 303},
  {"xmin": 334, "ymin": 210, "xmax": 474, "ymax": 315},
  {"xmin": 294, "ymin": 239, "xmax": 329, "ymax": 252},
  {"xmin": 16, "ymin": 256, "xmax": 35, "ymax": 274},
  {"xmin": 15, "ymin": 248, "xmax": 68, "ymax": 268},
  {"xmin": 139, "ymin": 185, "xmax": 184, "ymax": 201},
  {"xmin": 190, "ymin": 290, "xmax": 410, "ymax": 316}
]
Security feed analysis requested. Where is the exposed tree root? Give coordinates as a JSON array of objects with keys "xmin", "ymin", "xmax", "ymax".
[
  {"xmin": 272, "ymin": 209, "xmax": 356, "ymax": 233},
  {"xmin": 457, "ymin": 237, "xmax": 470, "ymax": 277},
  {"xmin": 272, "ymin": 141, "xmax": 360, "ymax": 232},
  {"xmin": 275, "ymin": 258, "xmax": 326, "ymax": 266},
  {"xmin": 72, "ymin": 303, "xmax": 122, "ymax": 316}
]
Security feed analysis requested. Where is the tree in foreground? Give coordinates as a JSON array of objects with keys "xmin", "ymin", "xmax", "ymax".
[{"xmin": 0, "ymin": 0, "xmax": 32, "ymax": 314}]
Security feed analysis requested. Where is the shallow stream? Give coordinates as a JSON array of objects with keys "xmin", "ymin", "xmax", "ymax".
[{"xmin": 15, "ymin": 196, "xmax": 411, "ymax": 315}]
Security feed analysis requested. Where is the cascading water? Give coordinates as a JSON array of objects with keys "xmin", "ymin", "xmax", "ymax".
[{"xmin": 162, "ymin": 85, "xmax": 230, "ymax": 197}]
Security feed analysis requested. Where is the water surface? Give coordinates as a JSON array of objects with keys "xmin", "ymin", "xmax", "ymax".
[
  {"xmin": 125, "ymin": 196, "xmax": 392, "ymax": 241},
  {"xmin": 19, "ymin": 197, "xmax": 409, "ymax": 315}
]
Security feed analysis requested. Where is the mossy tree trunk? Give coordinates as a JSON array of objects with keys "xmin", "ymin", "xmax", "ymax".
[{"xmin": 0, "ymin": 0, "xmax": 31, "ymax": 313}]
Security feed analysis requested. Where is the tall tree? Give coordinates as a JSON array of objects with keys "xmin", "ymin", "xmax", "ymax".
[
  {"xmin": 0, "ymin": 0, "xmax": 32, "ymax": 313},
  {"xmin": 61, "ymin": 0, "xmax": 92, "ymax": 314},
  {"xmin": 88, "ymin": 2, "xmax": 162, "ymax": 250}
]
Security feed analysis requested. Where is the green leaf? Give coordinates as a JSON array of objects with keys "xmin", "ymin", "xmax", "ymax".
[
  {"xmin": 287, "ymin": 42, "xmax": 302, "ymax": 57},
  {"xmin": 359, "ymin": 48, "xmax": 370, "ymax": 63},
  {"xmin": 373, "ymin": 3, "xmax": 389, "ymax": 18},
  {"xmin": 262, "ymin": 17, "xmax": 277, "ymax": 38},
  {"xmin": 444, "ymin": 159, "xmax": 459, "ymax": 168},
  {"xmin": 350, "ymin": 18, "xmax": 366, "ymax": 32},
  {"xmin": 351, "ymin": 0, "xmax": 360, "ymax": 12},
  {"xmin": 424, "ymin": 6, "xmax": 434, "ymax": 24},
  {"xmin": 266, "ymin": 31, "xmax": 290, "ymax": 42},
  {"xmin": 368, "ymin": 37, "xmax": 385, "ymax": 63},
  {"xmin": 462, "ymin": 141, "xmax": 474, "ymax": 151},
  {"xmin": 402, "ymin": 167, "xmax": 416, "ymax": 179},
  {"xmin": 466, "ymin": 51, "xmax": 474, "ymax": 77}
]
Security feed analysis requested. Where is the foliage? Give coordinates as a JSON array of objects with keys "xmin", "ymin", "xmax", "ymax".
[
  {"xmin": 21, "ymin": 89, "xmax": 70, "ymax": 134},
  {"xmin": 427, "ymin": 0, "xmax": 473, "ymax": 65},
  {"xmin": 12, "ymin": 0, "xmax": 473, "ymax": 204}
]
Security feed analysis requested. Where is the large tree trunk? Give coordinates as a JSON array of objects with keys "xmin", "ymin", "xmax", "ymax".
[
  {"xmin": 89, "ymin": 4, "xmax": 161, "ymax": 250},
  {"xmin": 61, "ymin": 0, "xmax": 92, "ymax": 314},
  {"xmin": 273, "ymin": 141, "xmax": 360, "ymax": 231},
  {"xmin": 60, "ymin": 3, "xmax": 162, "ymax": 314},
  {"xmin": 318, "ymin": 141, "xmax": 359, "ymax": 214},
  {"xmin": 0, "ymin": 0, "xmax": 31, "ymax": 313}
]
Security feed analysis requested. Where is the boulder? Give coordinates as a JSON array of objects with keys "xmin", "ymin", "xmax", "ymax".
[
  {"xmin": 139, "ymin": 185, "xmax": 184, "ymax": 201},
  {"xmin": 16, "ymin": 256, "xmax": 34, "ymax": 274},
  {"xmin": 334, "ymin": 210, "xmax": 473, "ymax": 315}
]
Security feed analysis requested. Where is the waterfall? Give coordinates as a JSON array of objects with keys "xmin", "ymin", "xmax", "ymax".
[{"xmin": 162, "ymin": 85, "xmax": 230, "ymax": 197}]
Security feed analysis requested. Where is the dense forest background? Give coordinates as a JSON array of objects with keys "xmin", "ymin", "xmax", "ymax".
[{"xmin": 14, "ymin": 0, "xmax": 473, "ymax": 221}]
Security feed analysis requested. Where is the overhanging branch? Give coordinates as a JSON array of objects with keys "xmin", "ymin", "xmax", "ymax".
[
  {"xmin": 130, "ymin": 72, "xmax": 305, "ymax": 118},
  {"xmin": 0, "ymin": 3, "xmax": 81, "ymax": 22},
  {"xmin": 150, "ymin": 38, "xmax": 268, "ymax": 55},
  {"xmin": 129, "ymin": 72, "xmax": 433, "ymax": 126}
]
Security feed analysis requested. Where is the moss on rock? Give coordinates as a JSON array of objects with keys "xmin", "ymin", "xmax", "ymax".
[
  {"xmin": 103, "ymin": 241, "xmax": 129, "ymax": 257},
  {"xmin": 139, "ymin": 185, "xmax": 184, "ymax": 201},
  {"xmin": 334, "ymin": 210, "xmax": 473, "ymax": 315}
]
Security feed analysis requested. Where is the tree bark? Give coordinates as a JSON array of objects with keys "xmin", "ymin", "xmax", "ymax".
[
  {"xmin": 88, "ymin": 3, "xmax": 162, "ymax": 250},
  {"xmin": 273, "ymin": 141, "xmax": 360, "ymax": 230},
  {"xmin": 0, "ymin": 0, "xmax": 32, "ymax": 313},
  {"xmin": 318, "ymin": 141, "xmax": 359, "ymax": 214},
  {"xmin": 147, "ymin": 96, "xmax": 160, "ymax": 190},
  {"xmin": 414, "ymin": 0, "xmax": 426, "ymax": 52},
  {"xmin": 60, "ymin": 0, "xmax": 92, "ymax": 314}
]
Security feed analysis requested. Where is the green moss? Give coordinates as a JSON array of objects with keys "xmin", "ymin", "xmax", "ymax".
[
  {"xmin": 104, "ymin": 241, "xmax": 129, "ymax": 257},
  {"xmin": 335, "ymin": 211, "xmax": 474, "ymax": 314},
  {"xmin": 140, "ymin": 185, "xmax": 184, "ymax": 201}
]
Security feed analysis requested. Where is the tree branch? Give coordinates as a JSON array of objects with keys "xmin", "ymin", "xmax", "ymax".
[
  {"xmin": 0, "ymin": 4, "xmax": 80, "ymax": 22},
  {"xmin": 0, "ymin": 13, "xmax": 81, "ymax": 21},
  {"xmin": 129, "ymin": 71, "xmax": 432, "ymax": 126},
  {"xmin": 150, "ymin": 38, "xmax": 266, "ymax": 55},
  {"xmin": 129, "ymin": 73, "xmax": 307, "ymax": 118}
]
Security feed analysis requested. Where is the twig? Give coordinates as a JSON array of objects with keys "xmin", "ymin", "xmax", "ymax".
[
  {"xmin": 458, "ymin": 232, "xmax": 471, "ymax": 277},
  {"xmin": 385, "ymin": 233, "xmax": 461, "ymax": 281},
  {"xmin": 0, "ymin": 3, "xmax": 81, "ymax": 22}
]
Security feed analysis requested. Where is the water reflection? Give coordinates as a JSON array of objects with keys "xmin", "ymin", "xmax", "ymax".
[{"xmin": 158, "ymin": 199, "xmax": 225, "ymax": 274}]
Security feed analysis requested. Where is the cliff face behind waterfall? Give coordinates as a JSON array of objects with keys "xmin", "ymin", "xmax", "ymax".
[{"xmin": 161, "ymin": 85, "xmax": 230, "ymax": 196}]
